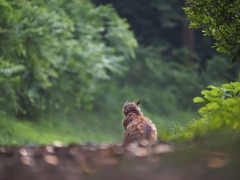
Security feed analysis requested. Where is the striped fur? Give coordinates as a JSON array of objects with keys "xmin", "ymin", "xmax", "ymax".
[{"xmin": 122, "ymin": 101, "xmax": 157, "ymax": 145}]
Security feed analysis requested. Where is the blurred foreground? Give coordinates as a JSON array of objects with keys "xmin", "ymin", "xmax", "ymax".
[{"xmin": 1, "ymin": 137, "xmax": 240, "ymax": 180}]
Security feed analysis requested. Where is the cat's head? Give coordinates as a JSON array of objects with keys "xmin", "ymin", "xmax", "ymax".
[{"xmin": 122, "ymin": 100, "xmax": 142, "ymax": 116}]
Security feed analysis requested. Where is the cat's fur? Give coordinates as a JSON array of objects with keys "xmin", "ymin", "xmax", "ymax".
[{"xmin": 122, "ymin": 100, "xmax": 157, "ymax": 145}]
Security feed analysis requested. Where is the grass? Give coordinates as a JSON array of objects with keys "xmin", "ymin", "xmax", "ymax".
[
  {"xmin": 0, "ymin": 110, "xmax": 197, "ymax": 145},
  {"xmin": 148, "ymin": 110, "xmax": 198, "ymax": 140},
  {"xmin": 0, "ymin": 112, "xmax": 123, "ymax": 145}
]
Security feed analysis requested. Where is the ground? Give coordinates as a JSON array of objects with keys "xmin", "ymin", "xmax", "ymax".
[{"xmin": 1, "ymin": 138, "xmax": 240, "ymax": 180}]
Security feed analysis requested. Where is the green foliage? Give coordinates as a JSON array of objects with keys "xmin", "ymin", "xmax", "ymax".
[
  {"xmin": 91, "ymin": 0, "xmax": 239, "ymax": 116},
  {"xmin": 158, "ymin": 0, "xmax": 240, "ymax": 141},
  {"xmin": 195, "ymin": 81, "xmax": 240, "ymax": 129},
  {"xmin": 1, "ymin": 0, "xmax": 239, "ymax": 145},
  {"xmin": 163, "ymin": 80, "xmax": 240, "ymax": 140},
  {"xmin": 0, "ymin": 107, "xmax": 198, "ymax": 145},
  {"xmin": 184, "ymin": 0, "xmax": 240, "ymax": 62},
  {"xmin": 0, "ymin": 112, "xmax": 122, "ymax": 145},
  {"xmin": 0, "ymin": 0, "xmax": 137, "ymax": 117}
]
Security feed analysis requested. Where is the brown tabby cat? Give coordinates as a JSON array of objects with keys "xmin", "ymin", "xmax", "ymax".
[{"xmin": 122, "ymin": 100, "xmax": 157, "ymax": 145}]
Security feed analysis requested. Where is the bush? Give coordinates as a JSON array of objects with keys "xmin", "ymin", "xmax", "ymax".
[
  {"xmin": 0, "ymin": 0, "xmax": 137, "ymax": 117},
  {"xmin": 161, "ymin": 78, "xmax": 240, "ymax": 140},
  {"xmin": 194, "ymin": 81, "xmax": 240, "ymax": 130}
]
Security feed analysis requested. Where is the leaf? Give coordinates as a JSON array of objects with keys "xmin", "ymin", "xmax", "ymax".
[
  {"xmin": 207, "ymin": 85, "xmax": 215, "ymax": 89},
  {"xmin": 203, "ymin": 99, "xmax": 211, "ymax": 106},
  {"xmin": 209, "ymin": 117, "xmax": 223, "ymax": 129},
  {"xmin": 193, "ymin": 116, "xmax": 200, "ymax": 120},
  {"xmin": 193, "ymin": 97, "xmax": 204, "ymax": 103},
  {"xmin": 230, "ymin": 82, "xmax": 240, "ymax": 89},
  {"xmin": 198, "ymin": 107, "xmax": 209, "ymax": 114},
  {"xmin": 210, "ymin": 89, "xmax": 219, "ymax": 96},
  {"xmin": 206, "ymin": 102, "xmax": 219, "ymax": 110},
  {"xmin": 225, "ymin": 98, "xmax": 236, "ymax": 106},
  {"xmin": 222, "ymin": 83, "xmax": 232, "ymax": 89},
  {"xmin": 201, "ymin": 90, "xmax": 210, "ymax": 95},
  {"xmin": 233, "ymin": 122, "xmax": 239, "ymax": 129}
]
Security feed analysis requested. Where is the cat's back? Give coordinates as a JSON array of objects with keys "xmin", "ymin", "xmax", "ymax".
[
  {"xmin": 123, "ymin": 114, "xmax": 157, "ymax": 145},
  {"xmin": 122, "ymin": 100, "xmax": 157, "ymax": 145}
]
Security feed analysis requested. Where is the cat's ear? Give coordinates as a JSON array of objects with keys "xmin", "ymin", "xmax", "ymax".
[{"xmin": 136, "ymin": 100, "xmax": 141, "ymax": 106}]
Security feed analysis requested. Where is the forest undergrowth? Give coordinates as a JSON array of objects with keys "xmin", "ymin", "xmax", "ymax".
[{"xmin": 0, "ymin": 109, "xmax": 196, "ymax": 145}]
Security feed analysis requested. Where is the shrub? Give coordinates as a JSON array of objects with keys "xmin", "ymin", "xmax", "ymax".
[
  {"xmin": 0, "ymin": 0, "xmax": 137, "ymax": 117},
  {"xmin": 194, "ymin": 81, "xmax": 240, "ymax": 130}
]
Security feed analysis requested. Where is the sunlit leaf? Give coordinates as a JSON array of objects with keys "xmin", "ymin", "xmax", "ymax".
[
  {"xmin": 193, "ymin": 97, "xmax": 204, "ymax": 103},
  {"xmin": 222, "ymin": 84, "xmax": 232, "ymax": 89},
  {"xmin": 198, "ymin": 107, "xmax": 209, "ymax": 114},
  {"xmin": 209, "ymin": 117, "xmax": 222, "ymax": 129}
]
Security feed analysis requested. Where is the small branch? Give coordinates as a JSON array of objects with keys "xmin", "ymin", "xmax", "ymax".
[{"xmin": 217, "ymin": 27, "xmax": 239, "ymax": 45}]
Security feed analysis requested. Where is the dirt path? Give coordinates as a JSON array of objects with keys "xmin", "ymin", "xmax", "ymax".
[{"xmin": 0, "ymin": 140, "xmax": 239, "ymax": 180}]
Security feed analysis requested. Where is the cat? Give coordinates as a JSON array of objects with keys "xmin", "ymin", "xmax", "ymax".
[{"xmin": 122, "ymin": 100, "xmax": 157, "ymax": 145}]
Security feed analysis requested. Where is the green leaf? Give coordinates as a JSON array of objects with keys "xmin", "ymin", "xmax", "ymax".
[
  {"xmin": 198, "ymin": 107, "xmax": 209, "ymax": 114},
  {"xmin": 206, "ymin": 102, "xmax": 219, "ymax": 110},
  {"xmin": 209, "ymin": 117, "xmax": 222, "ymax": 129},
  {"xmin": 201, "ymin": 90, "xmax": 210, "ymax": 95},
  {"xmin": 193, "ymin": 97, "xmax": 204, "ymax": 103},
  {"xmin": 222, "ymin": 83, "xmax": 232, "ymax": 89},
  {"xmin": 210, "ymin": 89, "xmax": 219, "ymax": 96},
  {"xmin": 225, "ymin": 98, "xmax": 236, "ymax": 106},
  {"xmin": 207, "ymin": 85, "xmax": 215, "ymax": 89},
  {"xmin": 231, "ymin": 82, "xmax": 240, "ymax": 89}
]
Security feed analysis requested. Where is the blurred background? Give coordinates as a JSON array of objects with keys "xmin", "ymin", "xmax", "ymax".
[{"xmin": 0, "ymin": 0, "xmax": 239, "ymax": 145}]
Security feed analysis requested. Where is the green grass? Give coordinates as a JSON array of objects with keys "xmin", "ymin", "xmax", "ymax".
[
  {"xmin": 0, "ymin": 112, "xmax": 123, "ymax": 145},
  {"xmin": 148, "ymin": 110, "xmax": 198, "ymax": 140},
  {"xmin": 0, "ymin": 110, "xmax": 197, "ymax": 145}
]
